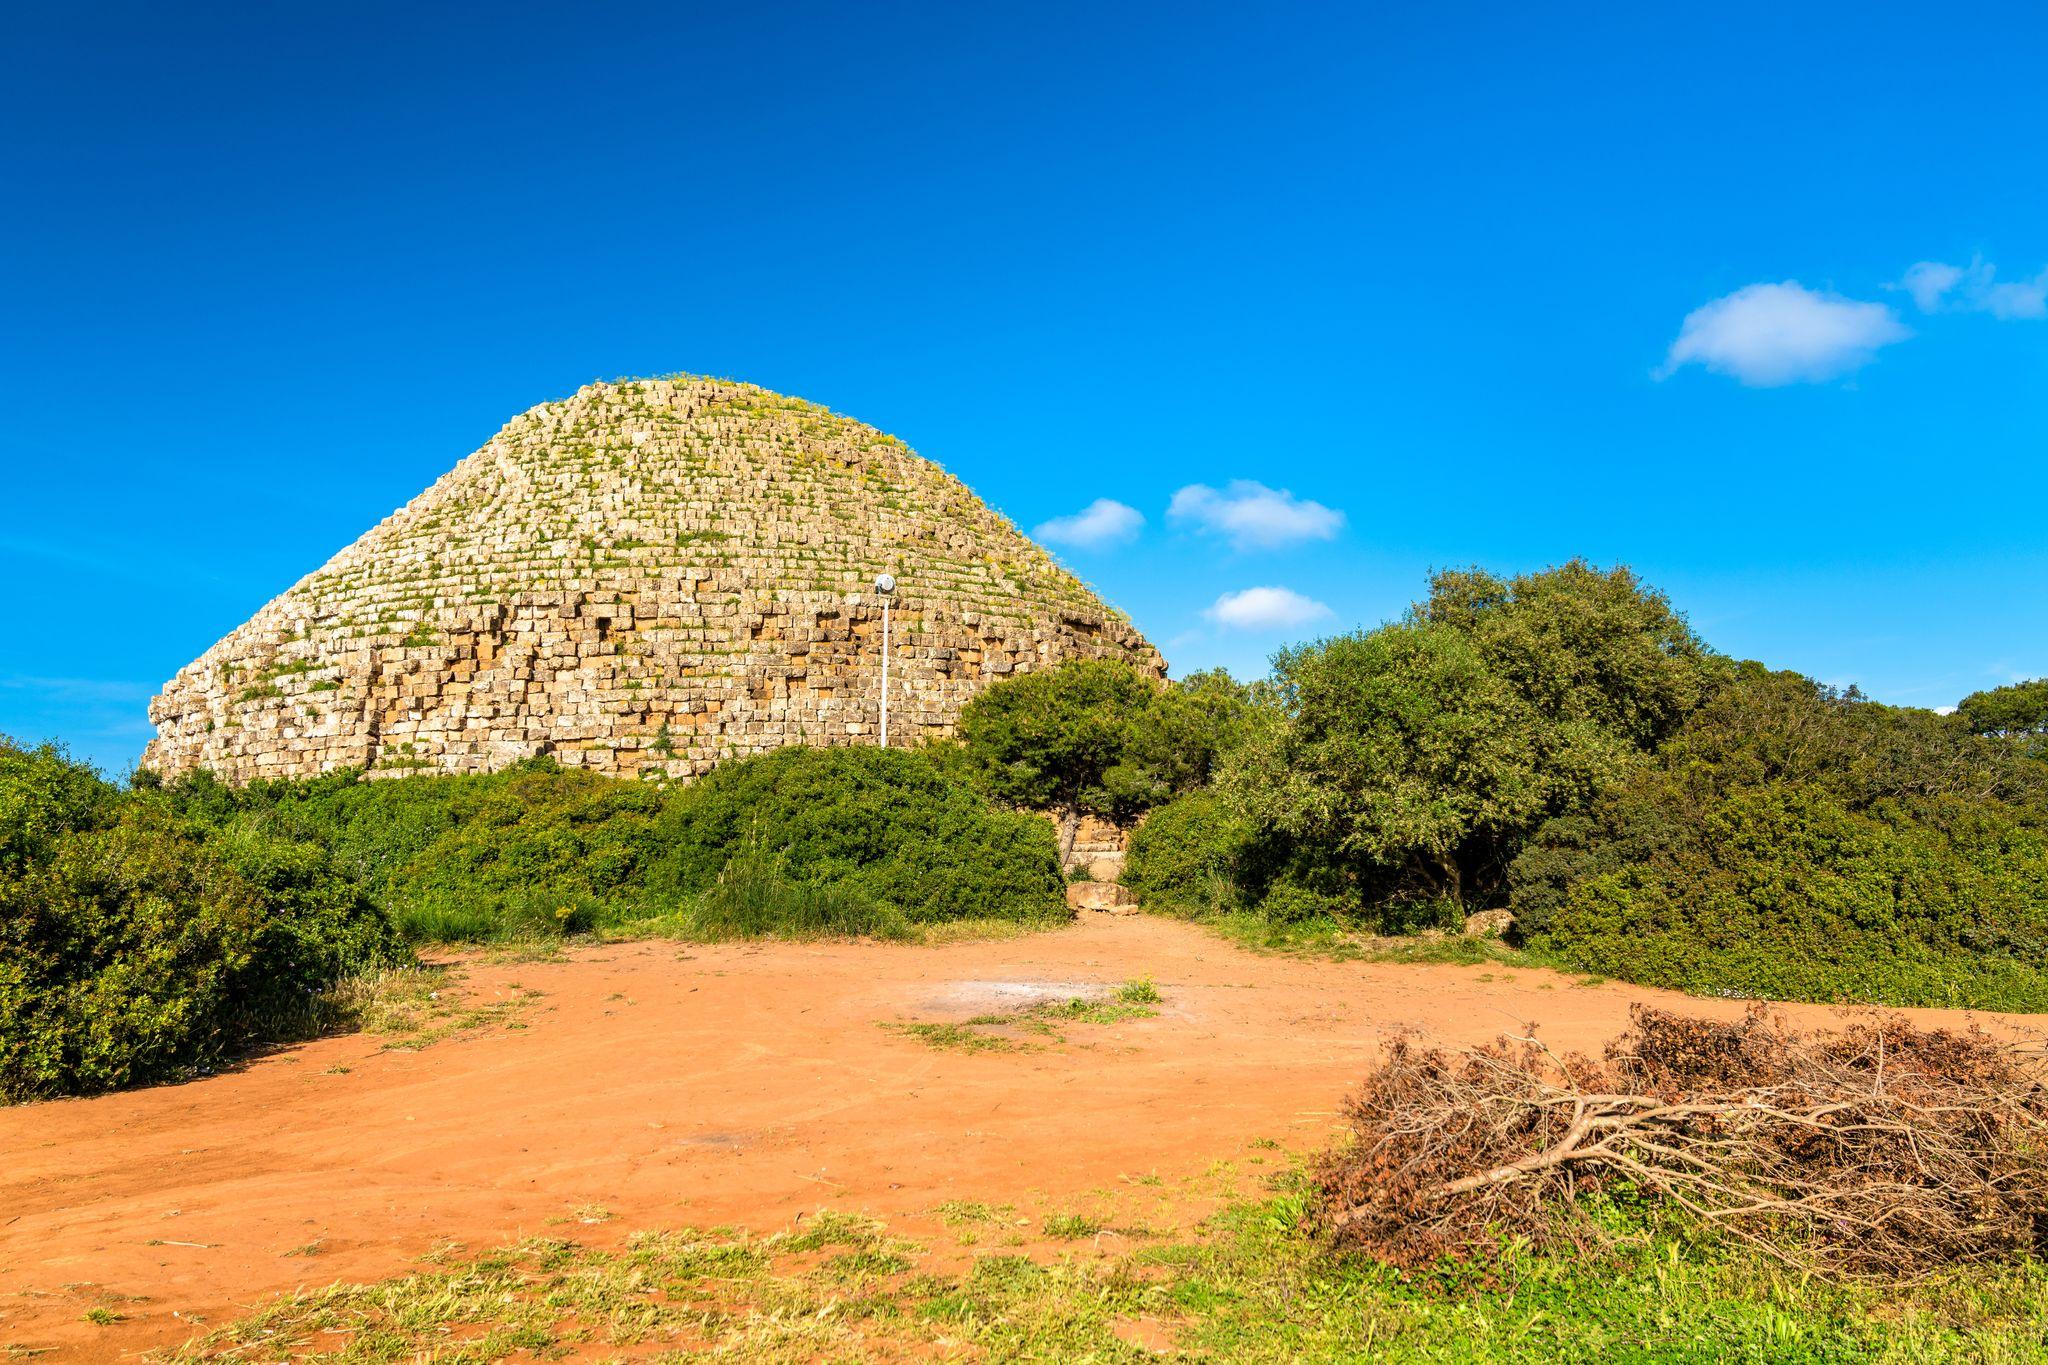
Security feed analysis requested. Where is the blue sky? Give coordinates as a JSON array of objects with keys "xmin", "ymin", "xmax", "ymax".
[{"xmin": 4, "ymin": 1, "xmax": 2044, "ymax": 775}]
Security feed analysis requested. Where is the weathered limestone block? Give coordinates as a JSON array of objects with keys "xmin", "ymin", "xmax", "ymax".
[{"xmin": 1066, "ymin": 881, "xmax": 1138, "ymax": 914}]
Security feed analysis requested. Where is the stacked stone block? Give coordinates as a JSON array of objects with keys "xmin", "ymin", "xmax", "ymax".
[{"xmin": 143, "ymin": 377, "xmax": 1162, "ymax": 783}]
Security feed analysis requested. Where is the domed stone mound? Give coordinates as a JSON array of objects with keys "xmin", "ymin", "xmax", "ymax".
[{"xmin": 144, "ymin": 377, "xmax": 1161, "ymax": 783}]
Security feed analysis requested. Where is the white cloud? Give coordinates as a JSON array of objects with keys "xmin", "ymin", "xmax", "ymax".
[
  {"xmin": 1901, "ymin": 261, "xmax": 1969, "ymax": 312},
  {"xmin": 1982, "ymin": 276, "xmax": 2048, "ymax": 320},
  {"xmin": 1168, "ymin": 481, "xmax": 1344, "ymax": 550},
  {"xmin": 1205, "ymin": 586, "xmax": 1333, "ymax": 631},
  {"xmin": 1897, "ymin": 258, "xmax": 2047, "ymax": 320},
  {"xmin": 1657, "ymin": 281, "xmax": 1910, "ymax": 386},
  {"xmin": 1033, "ymin": 498, "xmax": 1143, "ymax": 549}
]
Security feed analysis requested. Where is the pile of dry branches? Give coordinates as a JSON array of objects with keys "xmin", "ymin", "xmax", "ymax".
[{"xmin": 1313, "ymin": 1005, "xmax": 2048, "ymax": 1279}]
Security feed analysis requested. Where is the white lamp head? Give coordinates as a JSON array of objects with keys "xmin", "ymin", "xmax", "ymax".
[{"xmin": 874, "ymin": 573, "xmax": 897, "ymax": 596}]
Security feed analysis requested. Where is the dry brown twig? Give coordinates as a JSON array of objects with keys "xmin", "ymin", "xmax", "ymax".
[{"xmin": 1313, "ymin": 1005, "xmax": 2048, "ymax": 1280}]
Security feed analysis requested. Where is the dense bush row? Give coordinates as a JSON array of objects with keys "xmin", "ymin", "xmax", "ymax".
[
  {"xmin": 1511, "ymin": 666, "xmax": 2048, "ymax": 1009},
  {"xmin": 144, "ymin": 745, "xmax": 1068, "ymax": 943},
  {"xmin": 3, "ymin": 739, "xmax": 1066, "ymax": 1101}
]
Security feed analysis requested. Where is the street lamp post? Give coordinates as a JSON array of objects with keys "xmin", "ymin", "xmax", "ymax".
[{"xmin": 874, "ymin": 573, "xmax": 896, "ymax": 746}]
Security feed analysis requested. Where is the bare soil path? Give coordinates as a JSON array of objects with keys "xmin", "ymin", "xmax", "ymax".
[{"xmin": 3, "ymin": 915, "xmax": 2039, "ymax": 1360}]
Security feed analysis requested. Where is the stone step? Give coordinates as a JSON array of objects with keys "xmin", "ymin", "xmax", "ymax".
[{"xmin": 1066, "ymin": 880, "xmax": 1138, "ymax": 915}]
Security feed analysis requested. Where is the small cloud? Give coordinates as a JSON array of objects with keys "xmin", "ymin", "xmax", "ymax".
[
  {"xmin": 1205, "ymin": 586, "xmax": 1333, "ymax": 631},
  {"xmin": 1657, "ymin": 281, "xmax": 1910, "ymax": 386},
  {"xmin": 1982, "ymin": 276, "xmax": 2048, "ymax": 320},
  {"xmin": 1033, "ymin": 498, "xmax": 1143, "ymax": 550},
  {"xmin": 1897, "ymin": 257, "xmax": 2047, "ymax": 320},
  {"xmin": 1934, "ymin": 705, "xmax": 1958, "ymax": 716},
  {"xmin": 1168, "ymin": 481, "xmax": 1344, "ymax": 550},
  {"xmin": 1900, "ymin": 261, "xmax": 1969, "ymax": 312}
]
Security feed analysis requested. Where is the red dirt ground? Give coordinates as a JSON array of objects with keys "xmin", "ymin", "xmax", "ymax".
[{"xmin": 3, "ymin": 915, "xmax": 2041, "ymax": 1360}]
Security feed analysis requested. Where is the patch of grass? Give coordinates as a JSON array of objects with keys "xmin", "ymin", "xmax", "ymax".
[
  {"xmin": 778, "ymin": 1210, "xmax": 905, "ymax": 1254},
  {"xmin": 605, "ymin": 902, "xmax": 1065, "ymax": 951},
  {"xmin": 933, "ymin": 1200, "xmax": 1014, "ymax": 1228},
  {"xmin": 889, "ymin": 983, "xmax": 1163, "ymax": 1053},
  {"xmin": 81, "ymin": 1308, "xmax": 122, "ymax": 1326},
  {"xmin": 886, "ymin": 1021, "xmax": 1023, "ymax": 1053},
  {"xmin": 1027, "ymin": 994, "xmax": 1156, "ymax": 1027},
  {"xmin": 1041, "ymin": 1212, "xmax": 1105, "ymax": 1239},
  {"xmin": 162, "ymin": 1190, "xmax": 2048, "ymax": 1362},
  {"xmin": 1114, "ymin": 976, "xmax": 1161, "ymax": 1004},
  {"xmin": 902, "ymin": 916, "xmax": 1053, "ymax": 947},
  {"xmin": 316, "ymin": 965, "xmax": 540, "ymax": 1051},
  {"xmin": 1199, "ymin": 911, "xmax": 1549, "ymax": 971},
  {"xmin": 1354, "ymin": 933, "xmax": 1522, "ymax": 966}
]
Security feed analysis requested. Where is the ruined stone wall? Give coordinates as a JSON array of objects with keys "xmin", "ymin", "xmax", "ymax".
[{"xmin": 143, "ymin": 378, "xmax": 1162, "ymax": 783}]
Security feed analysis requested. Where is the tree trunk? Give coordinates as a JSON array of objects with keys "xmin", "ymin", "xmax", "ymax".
[
  {"xmin": 1437, "ymin": 849, "xmax": 1463, "ymax": 905},
  {"xmin": 1060, "ymin": 805, "xmax": 1082, "ymax": 866}
]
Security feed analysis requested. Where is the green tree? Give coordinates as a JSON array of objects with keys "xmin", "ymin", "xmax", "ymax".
[
  {"xmin": 1226, "ymin": 622, "xmax": 1544, "ymax": 908},
  {"xmin": 1103, "ymin": 668, "xmax": 1252, "ymax": 812},
  {"xmin": 956, "ymin": 659, "xmax": 1159, "ymax": 852},
  {"xmin": 1957, "ymin": 678, "xmax": 2048, "ymax": 757},
  {"xmin": 1217, "ymin": 562, "xmax": 1714, "ymax": 921},
  {"xmin": 1419, "ymin": 560, "xmax": 1712, "ymax": 811}
]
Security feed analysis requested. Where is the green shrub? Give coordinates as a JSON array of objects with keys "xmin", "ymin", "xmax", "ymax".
[
  {"xmin": 0, "ymin": 737, "xmax": 115, "ymax": 873},
  {"xmin": 647, "ymin": 745, "xmax": 1064, "ymax": 924},
  {"xmin": 1123, "ymin": 791, "xmax": 1245, "ymax": 917},
  {"xmin": 683, "ymin": 848, "xmax": 913, "ymax": 942},
  {"xmin": 164, "ymin": 759, "xmax": 666, "ymax": 942},
  {"xmin": 1254, "ymin": 877, "xmax": 1358, "ymax": 925},
  {"xmin": 1517, "ymin": 667, "xmax": 2048, "ymax": 1010},
  {"xmin": 1528, "ymin": 786, "xmax": 2048, "ymax": 1010},
  {"xmin": 0, "ymin": 741, "xmax": 404, "ymax": 1102},
  {"xmin": 373, "ymin": 766, "xmax": 661, "ymax": 938}
]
